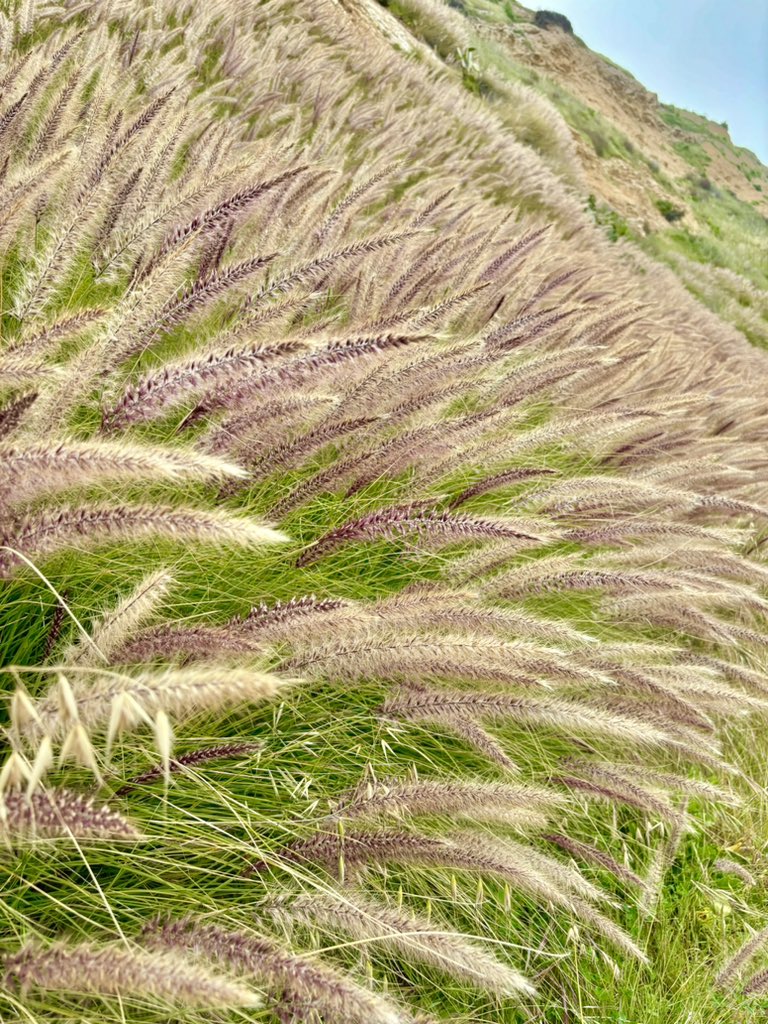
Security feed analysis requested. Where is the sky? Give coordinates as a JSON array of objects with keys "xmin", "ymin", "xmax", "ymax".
[{"xmin": 533, "ymin": 0, "xmax": 768, "ymax": 164}]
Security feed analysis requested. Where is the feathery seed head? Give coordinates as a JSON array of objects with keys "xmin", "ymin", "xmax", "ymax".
[
  {"xmin": 3, "ymin": 939, "xmax": 259, "ymax": 1007},
  {"xmin": 0, "ymin": 788, "xmax": 142, "ymax": 841}
]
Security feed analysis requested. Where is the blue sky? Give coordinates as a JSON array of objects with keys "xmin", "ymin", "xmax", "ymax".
[{"xmin": 533, "ymin": 1, "xmax": 768, "ymax": 164}]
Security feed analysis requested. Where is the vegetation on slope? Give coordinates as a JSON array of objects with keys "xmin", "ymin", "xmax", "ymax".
[
  {"xmin": 1, "ymin": 1, "xmax": 768, "ymax": 1023},
  {"xmin": 381, "ymin": 0, "xmax": 768, "ymax": 348}
]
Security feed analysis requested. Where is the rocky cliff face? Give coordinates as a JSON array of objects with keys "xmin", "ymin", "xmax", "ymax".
[
  {"xmin": 363, "ymin": 0, "xmax": 768, "ymax": 346},
  {"xmin": 488, "ymin": 6, "xmax": 768, "ymax": 227}
]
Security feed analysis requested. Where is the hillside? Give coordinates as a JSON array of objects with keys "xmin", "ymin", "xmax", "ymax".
[
  {"xmin": 375, "ymin": 0, "xmax": 768, "ymax": 346},
  {"xmin": 1, "ymin": 2, "xmax": 768, "ymax": 1024}
]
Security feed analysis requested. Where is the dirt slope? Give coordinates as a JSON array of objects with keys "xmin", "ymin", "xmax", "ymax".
[
  {"xmin": 490, "ymin": 5, "xmax": 768, "ymax": 227},
  {"xmin": 363, "ymin": 0, "xmax": 768, "ymax": 346}
]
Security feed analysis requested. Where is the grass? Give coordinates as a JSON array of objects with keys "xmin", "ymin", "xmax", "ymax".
[
  {"xmin": 639, "ymin": 185, "xmax": 768, "ymax": 345},
  {"xmin": 2, "ymin": 667, "xmax": 767, "ymax": 1024},
  {"xmin": 2, "ymin": 0, "xmax": 768, "ymax": 1022},
  {"xmin": 407, "ymin": 0, "xmax": 768, "ymax": 346},
  {"xmin": 586, "ymin": 195, "xmax": 635, "ymax": 242},
  {"xmin": 659, "ymin": 105, "xmax": 715, "ymax": 136},
  {"xmin": 672, "ymin": 139, "xmax": 712, "ymax": 175}
]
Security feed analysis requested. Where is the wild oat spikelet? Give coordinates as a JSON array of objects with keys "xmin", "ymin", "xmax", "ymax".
[
  {"xmin": 0, "ymin": 750, "xmax": 31, "ymax": 794},
  {"xmin": 26, "ymin": 665, "xmax": 296, "ymax": 742},
  {"xmin": 3, "ymin": 940, "xmax": 259, "ymax": 1008}
]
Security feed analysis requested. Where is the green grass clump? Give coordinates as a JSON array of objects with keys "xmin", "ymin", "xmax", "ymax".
[
  {"xmin": 586, "ymin": 195, "xmax": 635, "ymax": 241},
  {"xmin": 655, "ymin": 199, "xmax": 685, "ymax": 223},
  {"xmin": 672, "ymin": 139, "xmax": 712, "ymax": 175}
]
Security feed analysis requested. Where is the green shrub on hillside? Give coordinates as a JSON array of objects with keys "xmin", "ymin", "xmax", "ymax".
[
  {"xmin": 656, "ymin": 199, "xmax": 685, "ymax": 222},
  {"xmin": 534, "ymin": 9, "xmax": 573, "ymax": 33},
  {"xmin": 587, "ymin": 194, "xmax": 634, "ymax": 240}
]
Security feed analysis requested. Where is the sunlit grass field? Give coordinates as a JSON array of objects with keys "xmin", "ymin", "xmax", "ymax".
[{"xmin": 1, "ymin": 1, "xmax": 768, "ymax": 1022}]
